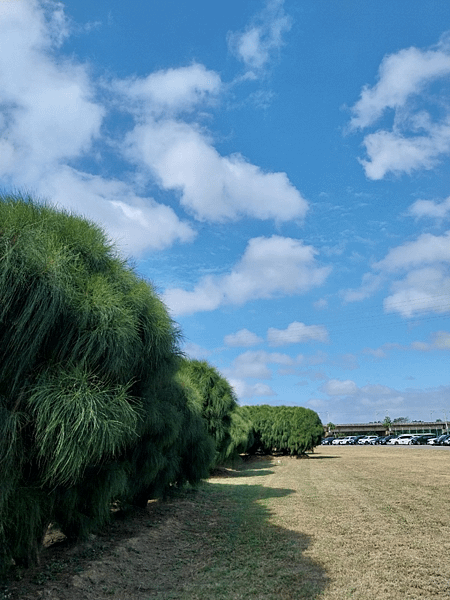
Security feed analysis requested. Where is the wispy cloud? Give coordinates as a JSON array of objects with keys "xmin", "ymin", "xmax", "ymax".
[
  {"xmin": 408, "ymin": 196, "xmax": 450, "ymax": 220},
  {"xmin": 227, "ymin": 0, "xmax": 292, "ymax": 72},
  {"xmin": 267, "ymin": 321, "xmax": 329, "ymax": 346}
]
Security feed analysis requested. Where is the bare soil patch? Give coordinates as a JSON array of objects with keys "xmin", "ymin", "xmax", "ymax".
[{"xmin": 3, "ymin": 447, "xmax": 450, "ymax": 599}]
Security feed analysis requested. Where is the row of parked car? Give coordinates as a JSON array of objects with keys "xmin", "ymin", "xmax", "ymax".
[{"xmin": 321, "ymin": 433, "xmax": 450, "ymax": 446}]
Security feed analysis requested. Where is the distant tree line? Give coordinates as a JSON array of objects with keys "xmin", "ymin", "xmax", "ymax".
[{"xmin": 0, "ymin": 196, "xmax": 322, "ymax": 573}]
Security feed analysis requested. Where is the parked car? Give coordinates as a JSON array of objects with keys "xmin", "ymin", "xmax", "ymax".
[
  {"xmin": 352, "ymin": 436, "xmax": 367, "ymax": 444},
  {"xmin": 321, "ymin": 437, "xmax": 336, "ymax": 445},
  {"xmin": 410, "ymin": 434, "xmax": 436, "ymax": 445},
  {"xmin": 371, "ymin": 436, "xmax": 386, "ymax": 444},
  {"xmin": 429, "ymin": 434, "xmax": 449, "ymax": 445},
  {"xmin": 332, "ymin": 438, "xmax": 343, "ymax": 445},
  {"xmin": 441, "ymin": 434, "xmax": 450, "ymax": 445},
  {"xmin": 389, "ymin": 433, "xmax": 419, "ymax": 445},
  {"xmin": 381, "ymin": 435, "xmax": 398, "ymax": 444},
  {"xmin": 336, "ymin": 436, "xmax": 357, "ymax": 445},
  {"xmin": 360, "ymin": 436, "xmax": 378, "ymax": 445},
  {"xmin": 386, "ymin": 436, "xmax": 399, "ymax": 445}
]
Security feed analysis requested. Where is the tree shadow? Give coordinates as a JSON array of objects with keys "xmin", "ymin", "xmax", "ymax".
[
  {"xmin": 6, "ymin": 467, "xmax": 329, "ymax": 600},
  {"xmin": 307, "ymin": 454, "xmax": 341, "ymax": 459}
]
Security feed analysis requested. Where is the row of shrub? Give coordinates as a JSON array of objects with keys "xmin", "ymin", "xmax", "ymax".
[{"xmin": 0, "ymin": 196, "xmax": 321, "ymax": 573}]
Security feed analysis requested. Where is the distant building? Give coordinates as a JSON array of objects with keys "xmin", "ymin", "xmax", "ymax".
[{"xmin": 325, "ymin": 421, "xmax": 448, "ymax": 437}]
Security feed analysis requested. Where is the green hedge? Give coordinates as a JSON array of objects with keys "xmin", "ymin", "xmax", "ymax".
[{"xmin": 0, "ymin": 195, "xmax": 214, "ymax": 571}]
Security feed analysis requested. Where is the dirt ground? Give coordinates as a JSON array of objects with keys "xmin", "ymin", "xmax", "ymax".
[{"xmin": 4, "ymin": 486, "xmax": 227, "ymax": 600}]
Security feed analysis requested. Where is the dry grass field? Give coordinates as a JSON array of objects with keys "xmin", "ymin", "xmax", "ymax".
[{"xmin": 5, "ymin": 445, "xmax": 450, "ymax": 600}]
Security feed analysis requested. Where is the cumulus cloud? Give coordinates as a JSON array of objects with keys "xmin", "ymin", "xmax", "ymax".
[
  {"xmin": 227, "ymin": 0, "xmax": 292, "ymax": 71},
  {"xmin": 383, "ymin": 267, "xmax": 450, "ymax": 317},
  {"xmin": 124, "ymin": 118, "xmax": 308, "ymax": 223},
  {"xmin": 360, "ymin": 120, "xmax": 450, "ymax": 180},
  {"xmin": 0, "ymin": 0, "xmax": 198, "ymax": 255},
  {"xmin": 229, "ymin": 379, "xmax": 276, "ymax": 400},
  {"xmin": 182, "ymin": 342, "xmax": 211, "ymax": 360},
  {"xmin": 342, "ymin": 231, "xmax": 450, "ymax": 318},
  {"xmin": 350, "ymin": 35, "xmax": 450, "ymax": 179},
  {"xmin": 374, "ymin": 232, "xmax": 450, "ymax": 271},
  {"xmin": 350, "ymin": 45, "xmax": 450, "ymax": 130},
  {"xmin": 267, "ymin": 321, "xmax": 329, "ymax": 346},
  {"xmin": 224, "ymin": 329, "xmax": 263, "ymax": 347},
  {"xmin": 0, "ymin": 0, "xmax": 103, "ymax": 175},
  {"xmin": 227, "ymin": 350, "xmax": 295, "ymax": 380},
  {"xmin": 112, "ymin": 63, "xmax": 222, "ymax": 116},
  {"xmin": 41, "ymin": 167, "xmax": 195, "ymax": 255},
  {"xmin": 0, "ymin": 1, "xmax": 307, "ymax": 257},
  {"xmin": 163, "ymin": 235, "xmax": 331, "ymax": 315}
]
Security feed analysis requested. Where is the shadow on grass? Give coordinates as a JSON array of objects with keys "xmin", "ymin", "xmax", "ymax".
[
  {"xmin": 163, "ymin": 480, "xmax": 328, "ymax": 600},
  {"xmin": 6, "ymin": 462, "xmax": 328, "ymax": 600},
  {"xmin": 307, "ymin": 454, "xmax": 341, "ymax": 460}
]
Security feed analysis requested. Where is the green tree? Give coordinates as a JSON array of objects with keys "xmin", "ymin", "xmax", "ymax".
[
  {"xmin": 0, "ymin": 195, "xmax": 213, "ymax": 571},
  {"xmin": 244, "ymin": 405, "xmax": 323, "ymax": 456},
  {"xmin": 177, "ymin": 358, "xmax": 240, "ymax": 465}
]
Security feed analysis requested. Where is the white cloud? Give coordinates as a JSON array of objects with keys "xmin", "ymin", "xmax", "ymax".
[
  {"xmin": 182, "ymin": 342, "xmax": 211, "ymax": 360},
  {"xmin": 40, "ymin": 167, "xmax": 195, "ymax": 255},
  {"xmin": 350, "ymin": 35, "xmax": 450, "ymax": 179},
  {"xmin": 227, "ymin": 0, "xmax": 292, "ymax": 71},
  {"xmin": 408, "ymin": 196, "xmax": 450, "ymax": 220},
  {"xmin": 163, "ymin": 235, "xmax": 331, "ymax": 315},
  {"xmin": 0, "ymin": 0, "xmax": 198, "ymax": 256},
  {"xmin": 112, "ymin": 63, "xmax": 221, "ymax": 116},
  {"xmin": 343, "ymin": 231, "xmax": 450, "ymax": 318},
  {"xmin": 374, "ymin": 231, "xmax": 450, "ymax": 272},
  {"xmin": 124, "ymin": 118, "xmax": 308, "ymax": 223},
  {"xmin": 230, "ymin": 379, "xmax": 276, "ymax": 400},
  {"xmin": 364, "ymin": 332, "xmax": 450, "ymax": 356},
  {"xmin": 227, "ymin": 350, "xmax": 295, "ymax": 380},
  {"xmin": 224, "ymin": 329, "xmax": 263, "ymax": 347},
  {"xmin": 267, "ymin": 321, "xmax": 329, "ymax": 346},
  {"xmin": 321, "ymin": 379, "xmax": 359, "ymax": 396},
  {"xmin": 383, "ymin": 267, "xmax": 450, "ymax": 317},
  {"xmin": 341, "ymin": 272, "xmax": 384, "ymax": 303},
  {"xmin": 0, "ymin": 0, "xmax": 103, "ymax": 176},
  {"xmin": 360, "ymin": 120, "xmax": 450, "ymax": 180},
  {"xmin": 0, "ymin": 1, "xmax": 306, "ymax": 258},
  {"xmin": 350, "ymin": 45, "xmax": 450, "ymax": 130}
]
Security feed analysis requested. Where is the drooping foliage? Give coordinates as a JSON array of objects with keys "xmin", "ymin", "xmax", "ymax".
[
  {"xmin": 0, "ymin": 195, "xmax": 214, "ymax": 572},
  {"xmin": 244, "ymin": 405, "xmax": 323, "ymax": 456},
  {"xmin": 176, "ymin": 358, "xmax": 243, "ymax": 465}
]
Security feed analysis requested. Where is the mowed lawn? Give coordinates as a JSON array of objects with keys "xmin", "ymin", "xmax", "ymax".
[
  {"xmin": 7, "ymin": 445, "xmax": 450, "ymax": 600},
  {"xmin": 203, "ymin": 445, "xmax": 450, "ymax": 600}
]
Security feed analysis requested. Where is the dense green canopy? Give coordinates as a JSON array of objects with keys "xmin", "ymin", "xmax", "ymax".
[
  {"xmin": 0, "ymin": 196, "xmax": 214, "ymax": 571},
  {"xmin": 176, "ymin": 358, "xmax": 243, "ymax": 465},
  {"xmin": 244, "ymin": 405, "xmax": 323, "ymax": 456}
]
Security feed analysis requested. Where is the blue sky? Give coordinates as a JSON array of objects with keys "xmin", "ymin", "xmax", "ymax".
[{"xmin": 2, "ymin": 0, "xmax": 450, "ymax": 424}]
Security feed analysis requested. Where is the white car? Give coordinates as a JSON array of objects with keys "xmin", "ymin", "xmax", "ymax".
[
  {"xmin": 332, "ymin": 436, "xmax": 354, "ymax": 445},
  {"xmin": 340, "ymin": 436, "xmax": 357, "ymax": 445},
  {"xmin": 358, "ymin": 436, "xmax": 378, "ymax": 445},
  {"xmin": 387, "ymin": 433, "xmax": 418, "ymax": 445}
]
